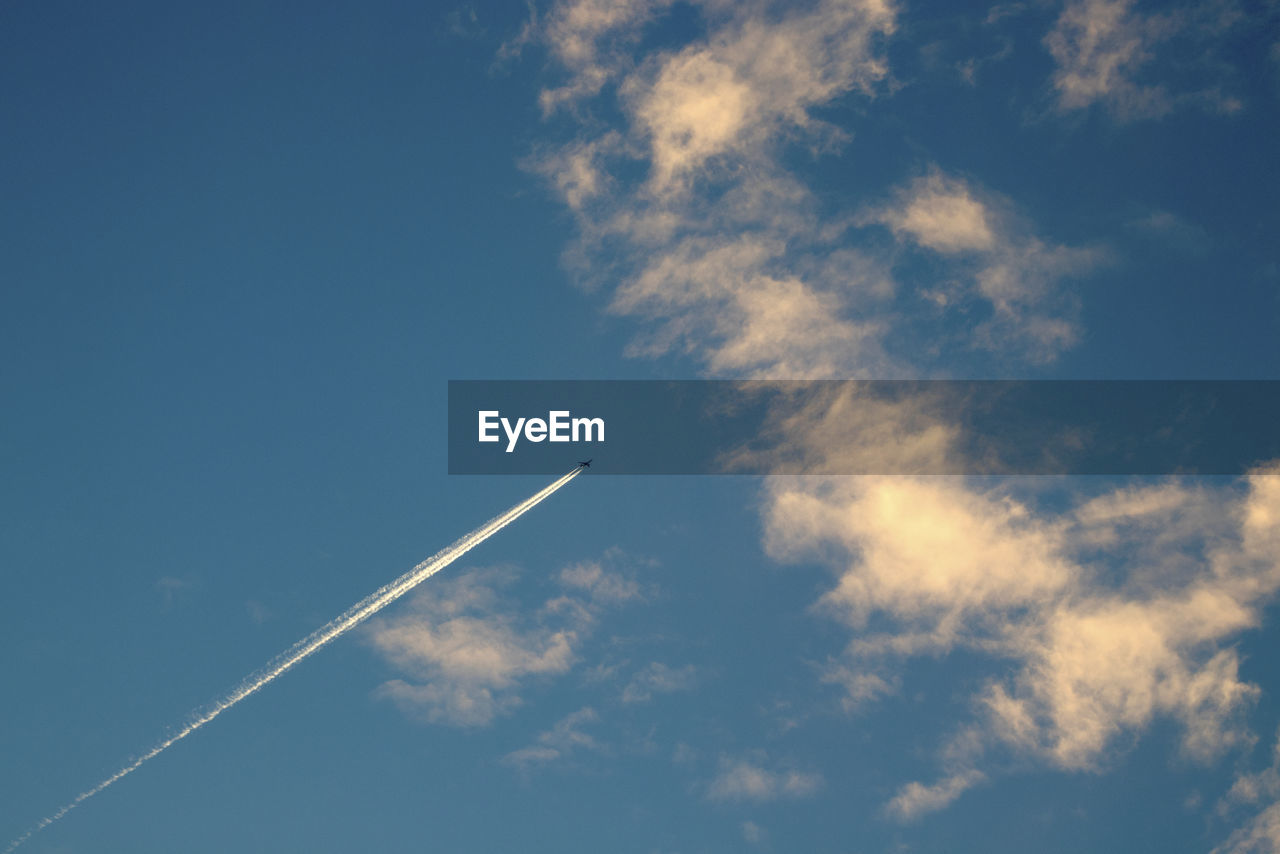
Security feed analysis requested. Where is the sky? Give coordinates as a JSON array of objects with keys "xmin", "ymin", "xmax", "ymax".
[{"xmin": 2, "ymin": 1, "xmax": 1280, "ymax": 852}]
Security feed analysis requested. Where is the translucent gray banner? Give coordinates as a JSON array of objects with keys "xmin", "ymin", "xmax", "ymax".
[{"xmin": 447, "ymin": 381, "xmax": 1280, "ymax": 475}]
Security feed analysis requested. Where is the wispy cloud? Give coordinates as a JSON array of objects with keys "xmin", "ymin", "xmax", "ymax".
[
  {"xmin": 526, "ymin": 0, "xmax": 903, "ymax": 378},
  {"xmin": 741, "ymin": 820, "xmax": 767, "ymax": 845},
  {"xmin": 557, "ymin": 559, "xmax": 643, "ymax": 605},
  {"xmin": 155, "ymin": 575, "xmax": 197, "ymax": 610},
  {"xmin": 861, "ymin": 169, "xmax": 1098, "ymax": 361},
  {"xmin": 1044, "ymin": 0, "xmax": 1244, "ymax": 120},
  {"xmin": 707, "ymin": 754, "xmax": 823, "ymax": 802},
  {"xmin": 621, "ymin": 661, "xmax": 697, "ymax": 703},
  {"xmin": 885, "ymin": 770, "xmax": 985, "ymax": 821},
  {"xmin": 367, "ymin": 557, "xmax": 640, "ymax": 727},
  {"xmin": 1126, "ymin": 208, "xmax": 1213, "ymax": 254},
  {"xmin": 245, "ymin": 599, "xmax": 271, "ymax": 625},
  {"xmin": 1213, "ymin": 805, "xmax": 1280, "ymax": 854},
  {"xmin": 766, "ymin": 466, "xmax": 1280, "ymax": 814},
  {"xmin": 442, "ymin": 4, "xmax": 484, "ymax": 40},
  {"xmin": 1213, "ymin": 729, "xmax": 1280, "ymax": 853},
  {"xmin": 502, "ymin": 706, "xmax": 604, "ymax": 769},
  {"xmin": 524, "ymin": 0, "xmax": 675, "ymax": 115},
  {"xmin": 515, "ymin": 0, "xmax": 1278, "ymax": 841},
  {"xmin": 524, "ymin": 0, "xmax": 1104, "ymax": 377}
]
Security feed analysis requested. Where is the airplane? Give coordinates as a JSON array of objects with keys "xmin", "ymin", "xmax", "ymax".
[{"xmin": 576, "ymin": 459, "xmax": 592, "ymax": 468}]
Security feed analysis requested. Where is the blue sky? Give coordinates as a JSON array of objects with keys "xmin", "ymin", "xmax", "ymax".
[{"xmin": 2, "ymin": 1, "xmax": 1280, "ymax": 851}]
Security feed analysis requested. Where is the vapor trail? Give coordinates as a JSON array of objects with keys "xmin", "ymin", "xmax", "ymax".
[{"xmin": 6, "ymin": 467, "xmax": 581, "ymax": 853}]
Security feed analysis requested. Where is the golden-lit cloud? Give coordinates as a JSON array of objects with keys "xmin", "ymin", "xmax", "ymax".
[
  {"xmin": 1044, "ymin": 0, "xmax": 1244, "ymax": 120},
  {"xmin": 367, "ymin": 560, "xmax": 640, "ymax": 726},
  {"xmin": 707, "ymin": 754, "xmax": 824, "ymax": 802},
  {"xmin": 766, "ymin": 467, "xmax": 1280, "ymax": 816}
]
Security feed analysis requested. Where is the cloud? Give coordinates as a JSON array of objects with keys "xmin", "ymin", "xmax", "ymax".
[
  {"xmin": 1214, "ymin": 729, "xmax": 1280, "ymax": 853},
  {"xmin": 672, "ymin": 742, "xmax": 699, "ymax": 765},
  {"xmin": 873, "ymin": 172, "xmax": 996, "ymax": 253},
  {"xmin": 820, "ymin": 666, "xmax": 896, "ymax": 712},
  {"xmin": 526, "ymin": 0, "xmax": 1096, "ymax": 375},
  {"xmin": 245, "ymin": 599, "xmax": 271, "ymax": 625},
  {"xmin": 366, "ymin": 560, "xmax": 639, "ymax": 726},
  {"xmin": 621, "ymin": 661, "xmax": 697, "ymax": 703},
  {"xmin": 885, "ymin": 770, "xmax": 985, "ymax": 821},
  {"xmin": 1223, "ymin": 730, "xmax": 1280, "ymax": 810},
  {"xmin": 528, "ymin": 135, "xmax": 621, "ymax": 211},
  {"xmin": 1127, "ymin": 209, "xmax": 1212, "ymax": 253},
  {"xmin": 718, "ymin": 382, "xmax": 961, "ymax": 477},
  {"xmin": 766, "ymin": 466, "xmax": 1280, "ymax": 811},
  {"xmin": 766, "ymin": 477, "xmax": 1075, "ymax": 652},
  {"xmin": 608, "ymin": 232, "xmax": 894, "ymax": 377},
  {"xmin": 443, "ymin": 4, "xmax": 484, "ymax": 40},
  {"xmin": 525, "ymin": 0, "xmax": 907, "ymax": 378},
  {"xmin": 707, "ymin": 754, "xmax": 823, "ymax": 802},
  {"xmin": 558, "ymin": 559, "xmax": 643, "ymax": 604},
  {"xmin": 155, "ymin": 575, "xmax": 197, "ymax": 609},
  {"xmin": 531, "ymin": 0, "xmax": 896, "ymax": 176},
  {"xmin": 533, "ymin": 0, "xmax": 675, "ymax": 114},
  {"xmin": 1213, "ymin": 805, "xmax": 1280, "ymax": 854},
  {"xmin": 517, "ymin": 0, "xmax": 1278, "ymax": 839},
  {"xmin": 621, "ymin": 0, "xmax": 896, "ymax": 196},
  {"xmin": 502, "ymin": 706, "xmax": 604, "ymax": 769},
  {"xmin": 1044, "ymin": 0, "xmax": 1244, "ymax": 120},
  {"xmin": 862, "ymin": 170, "xmax": 1099, "ymax": 361}
]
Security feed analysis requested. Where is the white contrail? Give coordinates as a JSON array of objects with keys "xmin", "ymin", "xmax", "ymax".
[{"xmin": 5, "ymin": 467, "xmax": 582, "ymax": 853}]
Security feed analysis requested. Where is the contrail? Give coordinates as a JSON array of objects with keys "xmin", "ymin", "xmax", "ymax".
[{"xmin": 6, "ymin": 467, "xmax": 581, "ymax": 852}]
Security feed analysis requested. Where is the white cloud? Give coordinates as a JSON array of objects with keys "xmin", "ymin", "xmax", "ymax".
[
  {"xmin": 1045, "ymin": 0, "xmax": 1173, "ymax": 117},
  {"xmin": 766, "ymin": 477, "xmax": 1075, "ymax": 652},
  {"xmin": 539, "ymin": 0, "xmax": 674, "ymax": 114},
  {"xmin": 766, "ymin": 466, "xmax": 1280, "ymax": 812},
  {"xmin": 621, "ymin": 661, "xmax": 697, "ymax": 703},
  {"xmin": 885, "ymin": 770, "xmax": 984, "ymax": 821},
  {"xmin": 1044, "ymin": 0, "xmax": 1244, "ymax": 120},
  {"xmin": 366, "ymin": 560, "xmax": 640, "ymax": 726},
  {"xmin": 529, "ymin": 135, "xmax": 620, "ymax": 211},
  {"xmin": 1127, "ymin": 209, "xmax": 1212, "ymax": 253},
  {"xmin": 156, "ymin": 575, "xmax": 197, "ymax": 609},
  {"xmin": 989, "ymin": 598, "xmax": 1258, "ymax": 769},
  {"xmin": 1214, "ymin": 730, "xmax": 1280, "ymax": 853},
  {"xmin": 526, "ymin": 0, "xmax": 905, "ymax": 378},
  {"xmin": 516, "ymin": 0, "xmax": 1279, "ymax": 836},
  {"xmin": 1214, "ymin": 803, "xmax": 1280, "ymax": 854},
  {"xmin": 820, "ymin": 666, "xmax": 896, "ymax": 711},
  {"xmin": 621, "ymin": 0, "xmax": 896, "ymax": 196},
  {"xmin": 719, "ymin": 381, "xmax": 961, "ymax": 477},
  {"xmin": 1223, "ymin": 730, "xmax": 1280, "ymax": 810},
  {"xmin": 863, "ymin": 171, "xmax": 1099, "ymax": 361},
  {"xmin": 558, "ymin": 559, "xmax": 642, "ymax": 604},
  {"xmin": 707, "ymin": 754, "xmax": 823, "ymax": 802},
  {"xmin": 443, "ymin": 4, "xmax": 483, "ymax": 40},
  {"xmin": 607, "ymin": 232, "xmax": 894, "ymax": 377},
  {"xmin": 502, "ymin": 706, "xmax": 604, "ymax": 768},
  {"xmin": 245, "ymin": 599, "xmax": 271, "ymax": 625},
  {"xmin": 672, "ymin": 741, "xmax": 699, "ymax": 765},
  {"xmin": 525, "ymin": 1, "xmax": 1112, "ymax": 374},
  {"xmin": 874, "ymin": 172, "xmax": 995, "ymax": 253}
]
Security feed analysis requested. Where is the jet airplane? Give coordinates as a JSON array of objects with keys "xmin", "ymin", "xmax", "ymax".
[{"xmin": 576, "ymin": 459, "xmax": 592, "ymax": 468}]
